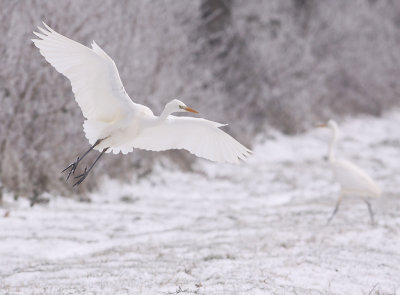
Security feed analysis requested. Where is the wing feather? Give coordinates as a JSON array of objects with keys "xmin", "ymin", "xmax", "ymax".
[
  {"xmin": 32, "ymin": 22, "xmax": 135, "ymax": 122},
  {"xmin": 132, "ymin": 116, "xmax": 251, "ymax": 164}
]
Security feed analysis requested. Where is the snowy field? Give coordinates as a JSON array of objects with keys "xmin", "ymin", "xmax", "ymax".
[{"xmin": 1, "ymin": 112, "xmax": 400, "ymax": 295}]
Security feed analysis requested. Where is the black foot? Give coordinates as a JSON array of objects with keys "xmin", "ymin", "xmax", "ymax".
[
  {"xmin": 73, "ymin": 167, "xmax": 89, "ymax": 187},
  {"xmin": 62, "ymin": 157, "xmax": 80, "ymax": 181}
]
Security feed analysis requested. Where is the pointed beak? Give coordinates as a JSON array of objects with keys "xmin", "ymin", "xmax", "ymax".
[
  {"xmin": 183, "ymin": 106, "xmax": 198, "ymax": 114},
  {"xmin": 316, "ymin": 123, "xmax": 327, "ymax": 128}
]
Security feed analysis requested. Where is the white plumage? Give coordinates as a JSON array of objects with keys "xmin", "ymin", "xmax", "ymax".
[
  {"xmin": 331, "ymin": 159, "xmax": 381, "ymax": 198},
  {"xmin": 32, "ymin": 22, "xmax": 250, "ymax": 185},
  {"xmin": 318, "ymin": 120, "xmax": 381, "ymax": 223},
  {"xmin": 33, "ymin": 24, "xmax": 134, "ymax": 123}
]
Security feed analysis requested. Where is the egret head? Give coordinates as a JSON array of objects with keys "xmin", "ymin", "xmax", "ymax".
[
  {"xmin": 317, "ymin": 119, "xmax": 338, "ymax": 130},
  {"xmin": 166, "ymin": 99, "xmax": 198, "ymax": 114}
]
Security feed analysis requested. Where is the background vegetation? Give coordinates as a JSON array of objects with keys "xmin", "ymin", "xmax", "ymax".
[{"xmin": 1, "ymin": 0, "xmax": 399, "ymax": 196}]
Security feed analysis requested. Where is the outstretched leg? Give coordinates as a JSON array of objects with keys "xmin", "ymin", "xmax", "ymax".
[
  {"xmin": 73, "ymin": 147, "xmax": 109, "ymax": 187},
  {"xmin": 327, "ymin": 194, "xmax": 343, "ymax": 224},
  {"xmin": 364, "ymin": 199, "xmax": 375, "ymax": 225},
  {"xmin": 62, "ymin": 139, "xmax": 103, "ymax": 181}
]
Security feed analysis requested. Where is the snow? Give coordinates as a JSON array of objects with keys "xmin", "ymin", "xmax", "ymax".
[{"xmin": 1, "ymin": 112, "xmax": 400, "ymax": 295}]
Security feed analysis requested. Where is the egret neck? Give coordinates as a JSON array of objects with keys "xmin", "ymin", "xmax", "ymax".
[
  {"xmin": 328, "ymin": 123, "xmax": 339, "ymax": 162},
  {"xmin": 158, "ymin": 103, "xmax": 174, "ymax": 122}
]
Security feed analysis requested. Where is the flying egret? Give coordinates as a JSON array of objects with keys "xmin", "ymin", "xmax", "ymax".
[
  {"xmin": 318, "ymin": 120, "xmax": 381, "ymax": 224},
  {"xmin": 32, "ymin": 23, "xmax": 251, "ymax": 186}
]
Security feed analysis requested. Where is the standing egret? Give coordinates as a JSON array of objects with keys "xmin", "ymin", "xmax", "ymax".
[
  {"xmin": 32, "ymin": 23, "xmax": 251, "ymax": 186},
  {"xmin": 317, "ymin": 120, "xmax": 381, "ymax": 224}
]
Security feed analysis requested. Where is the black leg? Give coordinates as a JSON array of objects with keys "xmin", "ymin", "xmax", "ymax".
[
  {"xmin": 62, "ymin": 139, "xmax": 102, "ymax": 181},
  {"xmin": 364, "ymin": 199, "xmax": 375, "ymax": 225},
  {"xmin": 327, "ymin": 195, "xmax": 342, "ymax": 224},
  {"xmin": 73, "ymin": 147, "xmax": 109, "ymax": 187}
]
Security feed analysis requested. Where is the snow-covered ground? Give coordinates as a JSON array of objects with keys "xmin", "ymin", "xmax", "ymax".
[{"xmin": 1, "ymin": 112, "xmax": 400, "ymax": 295}]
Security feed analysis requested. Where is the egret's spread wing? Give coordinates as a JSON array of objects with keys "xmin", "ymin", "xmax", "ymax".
[
  {"xmin": 32, "ymin": 22, "xmax": 135, "ymax": 122},
  {"xmin": 132, "ymin": 116, "xmax": 251, "ymax": 164}
]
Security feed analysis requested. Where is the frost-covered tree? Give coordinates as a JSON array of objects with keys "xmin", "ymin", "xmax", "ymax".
[{"xmin": 0, "ymin": 0, "xmax": 399, "ymax": 196}]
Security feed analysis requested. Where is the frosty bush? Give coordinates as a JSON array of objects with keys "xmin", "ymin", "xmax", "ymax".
[{"xmin": 0, "ymin": 0, "xmax": 399, "ymax": 196}]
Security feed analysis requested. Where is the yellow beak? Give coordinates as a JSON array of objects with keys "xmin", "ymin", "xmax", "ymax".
[
  {"xmin": 183, "ymin": 106, "xmax": 198, "ymax": 114},
  {"xmin": 316, "ymin": 123, "xmax": 327, "ymax": 128}
]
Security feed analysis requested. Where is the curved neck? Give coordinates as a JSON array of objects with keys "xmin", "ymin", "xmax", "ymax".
[
  {"xmin": 158, "ymin": 104, "xmax": 173, "ymax": 122},
  {"xmin": 328, "ymin": 125, "xmax": 338, "ymax": 162}
]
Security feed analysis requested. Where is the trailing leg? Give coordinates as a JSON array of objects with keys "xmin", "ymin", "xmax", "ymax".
[
  {"xmin": 73, "ymin": 147, "xmax": 109, "ymax": 187},
  {"xmin": 62, "ymin": 139, "xmax": 103, "ymax": 181}
]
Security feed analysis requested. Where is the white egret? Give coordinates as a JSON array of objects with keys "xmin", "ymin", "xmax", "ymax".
[
  {"xmin": 32, "ymin": 23, "xmax": 251, "ymax": 186},
  {"xmin": 318, "ymin": 120, "xmax": 381, "ymax": 224}
]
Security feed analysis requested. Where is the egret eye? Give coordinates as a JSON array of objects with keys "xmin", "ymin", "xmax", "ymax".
[{"xmin": 179, "ymin": 105, "xmax": 185, "ymax": 109}]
